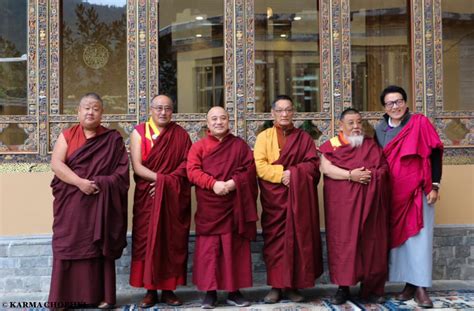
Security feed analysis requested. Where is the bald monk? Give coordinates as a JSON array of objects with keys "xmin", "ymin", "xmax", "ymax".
[
  {"xmin": 254, "ymin": 95, "xmax": 323, "ymax": 303},
  {"xmin": 187, "ymin": 106, "xmax": 258, "ymax": 309},
  {"xmin": 49, "ymin": 93, "xmax": 129, "ymax": 308},
  {"xmin": 129, "ymin": 95, "xmax": 192, "ymax": 308}
]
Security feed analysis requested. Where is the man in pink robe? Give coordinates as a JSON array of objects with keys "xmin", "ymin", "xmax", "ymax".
[
  {"xmin": 254, "ymin": 95, "xmax": 323, "ymax": 303},
  {"xmin": 376, "ymin": 85, "xmax": 443, "ymax": 308},
  {"xmin": 187, "ymin": 106, "xmax": 258, "ymax": 309},
  {"xmin": 320, "ymin": 108, "xmax": 390, "ymax": 305},
  {"xmin": 129, "ymin": 95, "xmax": 192, "ymax": 308},
  {"xmin": 49, "ymin": 93, "xmax": 129, "ymax": 308}
]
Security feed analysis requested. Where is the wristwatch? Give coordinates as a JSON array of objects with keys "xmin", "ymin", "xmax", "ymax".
[{"xmin": 432, "ymin": 182, "xmax": 441, "ymax": 191}]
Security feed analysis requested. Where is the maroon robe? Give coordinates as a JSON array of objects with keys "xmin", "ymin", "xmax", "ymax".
[
  {"xmin": 258, "ymin": 128, "xmax": 323, "ymax": 289},
  {"xmin": 320, "ymin": 137, "xmax": 390, "ymax": 297},
  {"xmin": 190, "ymin": 133, "xmax": 258, "ymax": 291},
  {"xmin": 49, "ymin": 129, "xmax": 129, "ymax": 305},
  {"xmin": 130, "ymin": 122, "xmax": 192, "ymax": 289}
]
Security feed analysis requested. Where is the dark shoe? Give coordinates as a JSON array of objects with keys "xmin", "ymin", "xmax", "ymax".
[
  {"xmin": 161, "ymin": 290, "xmax": 182, "ymax": 306},
  {"xmin": 415, "ymin": 287, "xmax": 433, "ymax": 308},
  {"xmin": 264, "ymin": 288, "xmax": 282, "ymax": 304},
  {"xmin": 367, "ymin": 295, "xmax": 386, "ymax": 304},
  {"xmin": 330, "ymin": 286, "xmax": 350, "ymax": 305},
  {"xmin": 284, "ymin": 288, "xmax": 305, "ymax": 303},
  {"xmin": 201, "ymin": 291, "xmax": 218, "ymax": 309},
  {"xmin": 139, "ymin": 290, "xmax": 158, "ymax": 308},
  {"xmin": 97, "ymin": 301, "xmax": 115, "ymax": 309},
  {"xmin": 226, "ymin": 290, "xmax": 251, "ymax": 307},
  {"xmin": 396, "ymin": 283, "xmax": 416, "ymax": 301}
]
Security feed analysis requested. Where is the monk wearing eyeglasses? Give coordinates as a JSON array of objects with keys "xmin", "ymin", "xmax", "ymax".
[
  {"xmin": 254, "ymin": 95, "xmax": 323, "ymax": 303},
  {"xmin": 129, "ymin": 94, "xmax": 192, "ymax": 308}
]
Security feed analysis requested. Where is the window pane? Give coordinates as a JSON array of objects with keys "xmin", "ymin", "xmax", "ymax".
[
  {"xmin": 255, "ymin": 1, "xmax": 319, "ymax": 112},
  {"xmin": 351, "ymin": 0, "xmax": 411, "ymax": 111},
  {"xmin": 159, "ymin": 0, "xmax": 224, "ymax": 113},
  {"xmin": 61, "ymin": 0, "xmax": 127, "ymax": 114},
  {"xmin": 0, "ymin": 0, "xmax": 27, "ymax": 115},
  {"xmin": 442, "ymin": 0, "xmax": 474, "ymax": 111}
]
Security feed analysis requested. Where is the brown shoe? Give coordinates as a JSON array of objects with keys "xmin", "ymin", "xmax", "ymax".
[
  {"xmin": 396, "ymin": 283, "xmax": 416, "ymax": 301},
  {"xmin": 415, "ymin": 287, "xmax": 433, "ymax": 308},
  {"xmin": 139, "ymin": 290, "xmax": 158, "ymax": 308},
  {"xmin": 161, "ymin": 290, "xmax": 182, "ymax": 306},
  {"xmin": 264, "ymin": 288, "xmax": 282, "ymax": 304},
  {"xmin": 284, "ymin": 288, "xmax": 305, "ymax": 303}
]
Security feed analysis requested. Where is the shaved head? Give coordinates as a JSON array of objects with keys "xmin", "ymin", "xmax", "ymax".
[
  {"xmin": 206, "ymin": 106, "xmax": 229, "ymax": 140},
  {"xmin": 206, "ymin": 106, "xmax": 228, "ymax": 121}
]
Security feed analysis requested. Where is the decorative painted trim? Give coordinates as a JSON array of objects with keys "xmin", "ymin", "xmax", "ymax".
[
  {"xmin": 0, "ymin": 163, "xmax": 51, "ymax": 173},
  {"xmin": 320, "ymin": 0, "xmax": 332, "ymax": 114},
  {"xmin": 127, "ymin": 0, "xmax": 137, "ymax": 115},
  {"xmin": 331, "ymin": 1, "xmax": 343, "ymax": 123},
  {"xmin": 49, "ymin": 0, "xmax": 60, "ymax": 115},
  {"xmin": 148, "ymin": 0, "xmax": 159, "ymax": 99},
  {"xmin": 234, "ymin": 0, "xmax": 246, "ymax": 139},
  {"xmin": 224, "ymin": 0, "xmax": 235, "ymax": 115},
  {"xmin": 412, "ymin": 0, "xmax": 424, "ymax": 113},
  {"xmin": 424, "ymin": 0, "xmax": 435, "ymax": 117},
  {"xmin": 245, "ymin": 0, "xmax": 255, "ymax": 113},
  {"xmin": 341, "ymin": 0, "xmax": 351, "ymax": 107},
  {"xmin": 28, "ymin": 1, "xmax": 38, "ymax": 117},
  {"xmin": 137, "ymin": 0, "xmax": 148, "ymax": 123},
  {"xmin": 38, "ymin": 0, "xmax": 48, "ymax": 156},
  {"xmin": 433, "ymin": 0, "xmax": 443, "ymax": 113}
]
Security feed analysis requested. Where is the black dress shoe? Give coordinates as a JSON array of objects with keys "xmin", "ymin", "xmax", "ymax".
[
  {"xmin": 330, "ymin": 286, "xmax": 350, "ymax": 305},
  {"xmin": 415, "ymin": 287, "xmax": 433, "ymax": 308},
  {"xmin": 201, "ymin": 291, "xmax": 218, "ymax": 309}
]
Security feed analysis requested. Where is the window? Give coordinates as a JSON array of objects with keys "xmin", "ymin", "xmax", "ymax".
[
  {"xmin": 254, "ymin": 1, "xmax": 320, "ymax": 112},
  {"xmin": 442, "ymin": 0, "xmax": 474, "ymax": 111},
  {"xmin": 0, "ymin": 0, "xmax": 27, "ymax": 116},
  {"xmin": 159, "ymin": 0, "xmax": 224, "ymax": 113},
  {"xmin": 61, "ymin": 0, "xmax": 127, "ymax": 114},
  {"xmin": 351, "ymin": 0, "xmax": 411, "ymax": 111}
]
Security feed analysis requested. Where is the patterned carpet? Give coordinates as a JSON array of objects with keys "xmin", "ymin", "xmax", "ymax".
[{"xmin": 120, "ymin": 290, "xmax": 474, "ymax": 310}]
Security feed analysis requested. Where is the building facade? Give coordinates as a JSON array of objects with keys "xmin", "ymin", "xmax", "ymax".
[{"xmin": 0, "ymin": 0, "xmax": 473, "ymax": 294}]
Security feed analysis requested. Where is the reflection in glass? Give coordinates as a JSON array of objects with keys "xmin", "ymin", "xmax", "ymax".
[
  {"xmin": 255, "ymin": 1, "xmax": 320, "ymax": 112},
  {"xmin": 0, "ymin": 0, "xmax": 27, "ymax": 115},
  {"xmin": 61, "ymin": 0, "xmax": 127, "ymax": 114},
  {"xmin": 442, "ymin": 0, "xmax": 474, "ymax": 111},
  {"xmin": 351, "ymin": 0, "xmax": 411, "ymax": 111},
  {"xmin": 159, "ymin": 0, "xmax": 224, "ymax": 113},
  {"xmin": 0, "ymin": 124, "xmax": 28, "ymax": 150}
]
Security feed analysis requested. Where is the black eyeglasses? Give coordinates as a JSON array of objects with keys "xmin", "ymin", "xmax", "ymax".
[{"xmin": 384, "ymin": 99, "xmax": 405, "ymax": 109}]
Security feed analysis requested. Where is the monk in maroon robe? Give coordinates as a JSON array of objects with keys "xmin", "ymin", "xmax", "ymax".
[
  {"xmin": 129, "ymin": 95, "xmax": 192, "ymax": 308},
  {"xmin": 187, "ymin": 106, "xmax": 258, "ymax": 309},
  {"xmin": 49, "ymin": 93, "xmax": 129, "ymax": 308},
  {"xmin": 320, "ymin": 108, "xmax": 390, "ymax": 305},
  {"xmin": 254, "ymin": 95, "xmax": 323, "ymax": 303}
]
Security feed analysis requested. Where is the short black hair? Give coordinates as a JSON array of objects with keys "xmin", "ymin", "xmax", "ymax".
[
  {"xmin": 339, "ymin": 107, "xmax": 360, "ymax": 120},
  {"xmin": 380, "ymin": 85, "xmax": 407, "ymax": 106},
  {"xmin": 271, "ymin": 95, "xmax": 293, "ymax": 109},
  {"xmin": 81, "ymin": 92, "xmax": 103, "ymax": 106}
]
